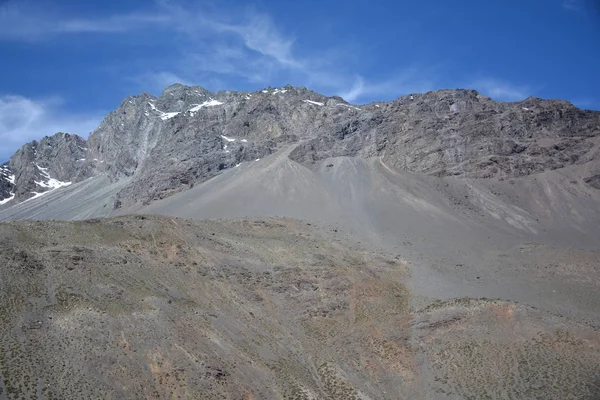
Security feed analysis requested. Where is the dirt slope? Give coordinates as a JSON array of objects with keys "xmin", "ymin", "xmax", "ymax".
[
  {"xmin": 139, "ymin": 149, "xmax": 600, "ymax": 323},
  {"xmin": 1, "ymin": 215, "xmax": 599, "ymax": 399}
]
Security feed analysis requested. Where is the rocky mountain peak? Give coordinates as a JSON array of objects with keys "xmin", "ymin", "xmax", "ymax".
[{"xmin": 0, "ymin": 132, "xmax": 88, "ymax": 205}]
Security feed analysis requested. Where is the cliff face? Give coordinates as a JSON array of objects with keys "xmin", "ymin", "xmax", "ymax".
[
  {"xmin": 1, "ymin": 84, "xmax": 599, "ymax": 208},
  {"xmin": 0, "ymin": 133, "xmax": 88, "ymax": 205},
  {"xmin": 290, "ymin": 90, "xmax": 600, "ymax": 179}
]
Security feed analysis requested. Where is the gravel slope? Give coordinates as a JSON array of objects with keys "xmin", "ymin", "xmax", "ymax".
[{"xmin": 1, "ymin": 215, "xmax": 599, "ymax": 399}]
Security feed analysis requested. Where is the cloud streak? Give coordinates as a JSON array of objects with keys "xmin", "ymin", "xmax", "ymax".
[
  {"xmin": 0, "ymin": 1, "xmax": 170, "ymax": 40},
  {"xmin": 1, "ymin": 1, "xmax": 439, "ymax": 103},
  {"xmin": 0, "ymin": 1, "xmax": 537, "ymax": 109},
  {"xmin": 468, "ymin": 78, "xmax": 530, "ymax": 101},
  {"xmin": 0, "ymin": 95, "xmax": 103, "ymax": 161}
]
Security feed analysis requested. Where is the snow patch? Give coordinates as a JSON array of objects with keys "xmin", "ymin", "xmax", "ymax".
[
  {"xmin": 148, "ymin": 102, "xmax": 180, "ymax": 120},
  {"xmin": 160, "ymin": 112, "xmax": 180, "ymax": 121},
  {"xmin": 303, "ymin": 100, "xmax": 324, "ymax": 106},
  {"xmin": 0, "ymin": 193, "xmax": 14, "ymax": 205},
  {"xmin": 241, "ymin": 139, "xmax": 248, "ymax": 143},
  {"xmin": 27, "ymin": 192, "xmax": 48, "ymax": 201},
  {"xmin": 188, "ymin": 99, "xmax": 224, "ymax": 116},
  {"xmin": 375, "ymin": 105, "xmax": 380, "ymax": 108},
  {"xmin": 235, "ymin": 163, "xmax": 241, "ymax": 167},
  {"xmin": 522, "ymin": 107, "xmax": 530, "ymax": 111},
  {"xmin": 24, "ymin": 164, "xmax": 72, "ymax": 202},
  {"xmin": 262, "ymin": 90, "xmax": 269, "ymax": 93},
  {"xmin": 78, "ymin": 158, "xmax": 86, "ymax": 161},
  {"xmin": 272, "ymin": 88, "xmax": 288, "ymax": 95},
  {"xmin": 34, "ymin": 164, "xmax": 72, "ymax": 190},
  {"xmin": 221, "ymin": 135, "xmax": 236, "ymax": 142},
  {"xmin": 255, "ymin": 158, "xmax": 260, "ymax": 161}
]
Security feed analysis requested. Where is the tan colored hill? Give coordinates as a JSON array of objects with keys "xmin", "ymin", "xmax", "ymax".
[{"xmin": 1, "ymin": 215, "xmax": 599, "ymax": 399}]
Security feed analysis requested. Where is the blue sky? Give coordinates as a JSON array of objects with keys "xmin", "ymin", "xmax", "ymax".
[{"xmin": 0, "ymin": 0, "xmax": 599, "ymax": 161}]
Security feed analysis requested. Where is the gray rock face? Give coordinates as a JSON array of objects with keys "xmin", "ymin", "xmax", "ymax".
[
  {"xmin": 0, "ymin": 133, "xmax": 88, "ymax": 206},
  {"xmin": 0, "ymin": 163, "xmax": 15, "ymax": 205},
  {"xmin": 584, "ymin": 174, "xmax": 600, "ymax": 189},
  {"xmin": 1, "ymin": 85, "xmax": 599, "ymax": 208},
  {"xmin": 290, "ymin": 90, "xmax": 600, "ymax": 179}
]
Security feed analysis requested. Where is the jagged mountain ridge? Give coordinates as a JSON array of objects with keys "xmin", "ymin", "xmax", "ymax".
[{"xmin": 1, "ymin": 84, "xmax": 599, "ymax": 209}]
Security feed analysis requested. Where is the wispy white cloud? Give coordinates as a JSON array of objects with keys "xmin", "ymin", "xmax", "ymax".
[
  {"xmin": 339, "ymin": 68, "xmax": 439, "ymax": 102},
  {"xmin": 0, "ymin": 1, "xmax": 441, "ymax": 103},
  {"xmin": 0, "ymin": 1, "xmax": 169, "ymax": 40},
  {"xmin": 0, "ymin": 0, "xmax": 537, "ymax": 109},
  {"xmin": 0, "ymin": 95, "xmax": 103, "ymax": 161},
  {"xmin": 468, "ymin": 78, "xmax": 530, "ymax": 101},
  {"xmin": 137, "ymin": 3, "xmax": 439, "ymax": 102},
  {"xmin": 339, "ymin": 77, "xmax": 366, "ymax": 102}
]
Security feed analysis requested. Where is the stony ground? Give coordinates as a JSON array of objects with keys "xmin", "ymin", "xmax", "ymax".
[{"xmin": 1, "ymin": 215, "xmax": 599, "ymax": 399}]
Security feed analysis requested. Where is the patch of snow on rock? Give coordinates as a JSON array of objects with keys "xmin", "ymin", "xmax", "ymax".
[
  {"xmin": 27, "ymin": 192, "xmax": 48, "ymax": 201},
  {"xmin": 303, "ymin": 100, "xmax": 324, "ymax": 106},
  {"xmin": 221, "ymin": 135, "xmax": 236, "ymax": 142},
  {"xmin": 34, "ymin": 163, "xmax": 72, "ymax": 191},
  {"xmin": 148, "ymin": 102, "xmax": 180, "ymax": 120},
  {"xmin": 0, "ymin": 166, "xmax": 14, "ymax": 184},
  {"xmin": 160, "ymin": 112, "xmax": 180, "ymax": 121},
  {"xmin": 188, "ymin": 99, "xmax": 224, "ymax": 116},
  {"xmin": 0, "ymin": 193, "xmax": 14, "ymax": 205}
]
